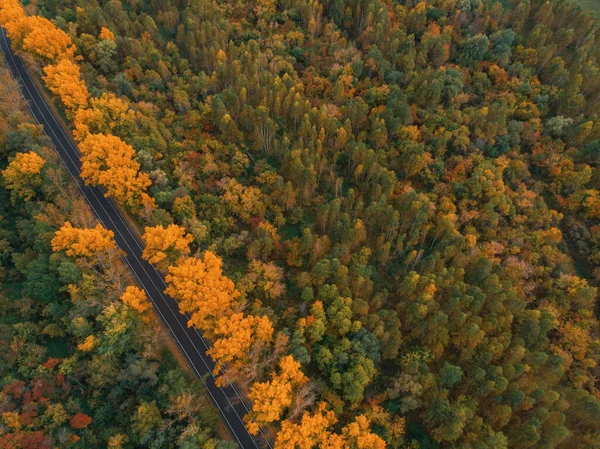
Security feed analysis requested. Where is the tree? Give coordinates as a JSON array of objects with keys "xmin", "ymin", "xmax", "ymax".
[
  {"xmin": 246, "ymin": 355, "xmax": 308, "ymax": 434},
  {"xmin": 165, "ymin": 252, "xmax": 240, "ymax": 332},
  {"xmin": 342, "ymin": 415, "xmax": 386, "ymax": 449},
  {"xmin": 43, "ymin": 59, "xmax": 89, "ymax": 114},
  {"xmin": 20, "ymin": 16, "xmax": 76, "ymax": 61},
  {"xmin": 79, "ymin": 133, "xmax": 152, "ymax": 210},
  {"xmin": 0, "ymin": 0, "xmax": 26, "ymax": 32},
  {"xmin": 69, "ymin": 413, "xmax": 92, "ymax": 429},
  {"xmin": 2, "ymin": 151, "xmax": 45, "ymax": 201},
  {"xmin": 274, "ymin": 406, "xmax": 384, "ymax": 448},
  {"xmin": 72, "ymin": 93, "xmax": 136, "ymax": 141},
  {"xmin": 460, "ymin": 34, "xmax": 490, "ymax": 63},
  {"xmin": 220, "ymin": 177, "xmax": 266, "ymax": 223},
  {"xmin": 208, "ymin": 312, "xmax": 274, "ymax": 383},
  {"xmin": 131, "ymin": 401, "xmax": 162, "ymax": 438},
  {"xmin": 275, "ymin": 403, "xmax": 344, "ymax": 449},
  {"xmin": 142, "ymin": 224, "xmax": 193, "ymax": 268},
  {"xmin": 120, "ymin": 285, "xmax": 152, "ymax": 313},
  {"xmin": 51, "ymin": 222, "xmax": 116, "ymax": 258},
  {"xmin": 0, "ymin": 0, "xmax": 75, "ymax": 62}
]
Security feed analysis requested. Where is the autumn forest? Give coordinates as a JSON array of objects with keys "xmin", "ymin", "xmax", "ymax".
[{"xmin": 1, "ymin": 0, "xmax": 600, "ymax": 447}]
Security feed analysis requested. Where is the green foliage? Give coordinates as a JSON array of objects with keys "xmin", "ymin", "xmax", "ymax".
[
  {"xmin": 0, "ymin": 62, "xmax": 229, "ymax": 449},
  {"xmin": 6, "ymin": 0, "xmax": 600, "ymax": 445}
]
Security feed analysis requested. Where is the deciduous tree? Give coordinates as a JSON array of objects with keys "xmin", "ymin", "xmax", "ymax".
[
  {"xmin": 79, "ymin": 133, "xmax": 152, "ymax": 210},
  {"xmin": 120, "ymin": 285, "xmax": 152, "ymax": 313},
  {"xmin": 51, "ymin": 222, "xmax": 116, "ymax": 258},
  {"xmin": 246, "ymin": 355, "xmax": 308, "ymax": 434},
  {"xmin": 165, "ymin": 252, "xmax": 240, "ymax": 331},
  {"xmin": 2, "ymin": 151, "xmax": 45, "ymax": 201},
  {"xmin": 142, "ymin": 224, "xmax": 193, "ymax": 268},
  {"xmin": 208, "ymin": 312, "xmax": 274, "ymax": 383},
  {"xmin": 43, "ymin": 59, "xmax": 89, "ymax": 114}
]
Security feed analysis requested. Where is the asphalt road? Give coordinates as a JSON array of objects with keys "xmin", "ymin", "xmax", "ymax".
[{"xmin": 0, "ymin": 26, "xmax": 270, "ymax": 449}]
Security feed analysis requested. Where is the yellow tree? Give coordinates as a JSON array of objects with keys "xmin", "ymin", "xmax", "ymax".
[
  {"xmin": 79, "ymin": 133, "xmax": 151, "ymax": 210},
  {"xmin": 220, "ymin": 177, "xmax": 266, "ymax": 223},
  {"xmin": 208, "ymin": 312, "xmax": 274, "ymax": 383},
  {"xmin": 245, "ymin": 355, "xmax": 308, "ymax": 434},
  {"xmin": 342, "ymin": 415, "xmax": 386, "ymax": 449},
  {"xmin": 20, "ymin": 16, "xmax": 76, "ymax": 61},
  {"xmin": 142, "ymin": 224, "xmax": 193, "ymax": 269},
  {"xmin": 275, "ymin": 403, "xmax": 345, "ymax": 449},
  {"xmin": 165, "ymin": 252, "xmax": 239, "ymax": 332},
  {"xmin": 72, "ymin": 93, "xmax": 137, "ymax": 141},
  {"xmin": 120, "ymin": 285, "xmax": 152, "ymax": 313},
  {"xmin": 0, "ymin": 0, "xmax": 75, "ymax": 62},
  {"xmin": 43, "ymin": 59, "xmax": 89, "ymax": 113},
  {"xmin": 51, "ymin": 221, "xmax": 116, "ymax": 257},
  {"xmin": 2, "ymin": 151, "xmax": 45, "ymax": 201},
  {"xmin": 275, "ymin": 407, "xmax": 387, "ymax": 449},
  {"xmin": 0, "ymin": 0, "xmax": 25, "ymax": 33}
]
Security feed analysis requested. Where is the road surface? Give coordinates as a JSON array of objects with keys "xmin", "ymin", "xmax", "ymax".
[{"xmin": 0, "ymin": 26, "xmax": 269, "ymax": 449}]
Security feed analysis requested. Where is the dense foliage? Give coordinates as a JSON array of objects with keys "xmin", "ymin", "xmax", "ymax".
[
  {"xmin": 0, "ymin": 62, "xmax": 232, "ymax": 449},
  {"xmin": 3, "ymin": 0, "xmax": 600, "ymax": 447}
]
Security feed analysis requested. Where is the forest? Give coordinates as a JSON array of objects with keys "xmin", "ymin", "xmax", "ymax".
[{"xmin": 1, "ymin": 0, "xmax": 600, "ymax": 447}]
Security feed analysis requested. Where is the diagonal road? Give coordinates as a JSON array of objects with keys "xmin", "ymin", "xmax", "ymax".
[{"xmin": 0, "ymin": 26, "xmax": 270, "ymax": 449}]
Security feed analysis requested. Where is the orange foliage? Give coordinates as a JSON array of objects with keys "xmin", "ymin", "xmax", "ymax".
[
  {"xmin": 343, "ymin": 415, "xmax": 386, "ymax": 449},
  {"xmin": 120, "ymin": 286, "xmax": 152, "ymax": 313},
  {"xmin": 69, "ymin": 413, "xmax": 92, "ymax": 430},
  {"xmin": 51, "ymin": 221, "xmax": 116, "ymax": 257},
  {"xmin": 72, "ymin": 93, "xmax": 136, "ymax": 141},
  {"xmin": 165, "ymin": 252, "xmax": 240, "ymax": 331},
  {"xmin": 98, "ymin": 27, "xmax": 114, "ymax": 40},
  {"xmin": 208, "ymin": 312, "xmax": 274, "ymax": 380},
  {"xmin": 246, "ymin": 355, "xmax": 308, "ymax": 434},
  {"xmin": 275, "ymin": 407, "xmax": 386, "ymax": 449},
  {"xmin": 43, "ymin": 59, "xmax": 90, "ymax": 113},
  {"xmin": 0, "ymin": 0, "xmax": 26, "ymax": 33},
  {"xmin": 0, "ymin": 0, "xmax": 75, "ymax": 61},
  {"xmin": 142, "ymin": 224, "xmax": 193, "ymax": 268},
  {"xmin": 79, "ymin": 133, "xmax": 151, "ymax": 210},
  {"xmin": 2, "ymin": 151, "xmax": 45, "ymax": 201},
  {"xmin": 20, "ymin": 16, "xmax": 76, "ymax": 61},
  {"xmin": 275, "ymin": 403, "xmax": 344, "ymax": 449}
]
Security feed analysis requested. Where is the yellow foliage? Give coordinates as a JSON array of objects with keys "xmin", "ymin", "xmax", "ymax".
[
  {"xmin": 275, "ymin": 403, "xmax": 344, "ymax": 449},
  {"xmin": 343, "ymin": 415, "xmax": 386, "ymax": 449},
  {"xmin": 79, "ymin": 133, "xmax": 151, "ymax": 209},
  {"xmin": 243, "ymin": 260, "xmax": 286, "ymax": 299},
  {"xmin": 20, "ymin": 16, "xmax": 76, "ymax": 61},
  {"xmin": 0, "ymin": 0, "xmax": 26, "ymax": 33},
  {"xmin": 246, "ymin": 355, "xmax": 308, "ymax": 434},
  {"xmin": 2, "ymin": 151, "xmax": 45, "ymax": 201},
  {"xmin": 107, "ymin": 434, "xmax": 126, "ymax": 449},
  {"xmin": 220, "ymin": 177, "xmax": 266, "ymax": 223},
  {"xmin": 78, "ymin": 335, "xmax": 98, "ymax": 352},
  {"xmin": 165, "ymin": 252, "xmax": 240, "ymax": 332},
  {"xmin": 0, "ymin": 0, "xmax": 75, "ymax": 62},
  {"xmin": 1, "ymin": 411, "xmax": 21, "ymax": 430},
  {"xmin": 208, "ymin": 312, "xmax": 274, "ymax": 380},
  {"xmin": 72, "ymin": 93, "xmax": 136, "ymax": 141},
  {"xmin": 121, "ymin": 286, "xmax": 152, "ymax": 313},
  {"xmin": 142, "ymin": 224, "xmax": 193, "ymax": 268},
  {"xmin": 275, "ymin": 407, "xmax": 386, "ymax": 449},
  {"xmin": 43, "ymin": 59, "xmax": 90, "ymax": 113},
  {"xmin": 51, "ymin": 221, "xmax": 116, "ymax": 257}
]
